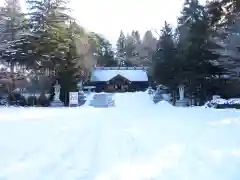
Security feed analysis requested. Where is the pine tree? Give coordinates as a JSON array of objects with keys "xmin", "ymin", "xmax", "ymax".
[
  {"xmin": 58, "ymin": 23, "xmax": 78, "ymax": 106},
  {"xmin": 132, "ymin": 30, "xmax": 141, "ymax": 44},
  {"xmin": 152, "ymin": 22, "xmax": 182, "ymax": 104},
  {"xmin": 125, "ymin": 34, "xmax": 137, "ymax": 61},
  {"xmin": 154, "ymin": 22, "xmax": 175, "ymax": 63},
  {"xmin": 141, "ymin": 30, "xmax": 157, "ymax": 64},
  {"xmin": 0, "ymin": 0, "xmax": 25, "ymax": 72},
  {"xmin": 177, "ymin": 0, "xmax": 224, "ymax": 103},
  {"xmin": 58, "ymin": 48, "xmax": 78, "ymax": 106},
  {"xmin": 127, "ymin": 31, "xmax": 142, "ymax": 66},
  {"xmin": 26, "ymin": 0, "xmax": 71, "ymax": 72},
  {"xmin": 95, "ymin": 34, "xmax": 117, "ymax": 67},
  {"xmin": 67, "ymin": 21, "xmax": 99, "ymax": 79},
  {"xmin": 205, "ymin": 0, "xmax": 224, "ymax": 30},
  {"xmin": 220, "ymin": 0, "xmax": 240, "ymax": 21},
  {"xmin": 209, "ymin": 0, "xmax": 240, "ymax": 78},
  {"xmin": 116, "ymin": 30, "xmax": 126, "ymax": 65}
]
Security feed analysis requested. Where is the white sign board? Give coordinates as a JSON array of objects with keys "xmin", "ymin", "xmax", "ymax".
[{"xmin": 69, "ymin": 92, "xmax": 78, "ymax": 105}]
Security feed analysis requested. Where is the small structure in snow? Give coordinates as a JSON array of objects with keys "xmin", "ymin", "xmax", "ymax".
[{"xmin": 87, "ymin": 67, "xmax": 149, "ymax": 92}]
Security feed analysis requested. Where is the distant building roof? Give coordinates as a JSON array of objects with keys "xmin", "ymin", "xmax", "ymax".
[{"xmin": 90, "ymin": 67, "xmax": 148, "ymax": 82}]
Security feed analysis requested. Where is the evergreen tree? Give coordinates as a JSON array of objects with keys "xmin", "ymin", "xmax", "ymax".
[
  {"xmin": 153, "ymin": 22, "xmax": 175, "ymax": 64},
  {"xmin": 209, "ymin": 0, "xmax": 240, "ymax": 78},
  {"xmin": 177, "ymin": 0, "xmax": 205, "ymax": 45},
  {"xmin": 26, "ymin": 0, "xmax": 71, "ymax": 72},
  {"xmin": 58, "ymin": 49, "xmax": 78, "ymax": 106},
  {"xmin": 58, "ymin": 24, "xmax": 78, "ymax": 106},
  {"xmin": 132, "ymin": 30, "xmax": 141, "ymax": 44},
  {"xmin": 205, "ymin": 0, "xmax": 224, "ymax": 30},
  {"xmin": 0, "ymin": 0, "xmax": 25, "ymax": 72},
  {"xmin": 116, "ymin": 30, "xmax": 126, "ymax": 65},
  {"xmin": 67, "ymin": 21, "xmax": 99, "ymax": 79},
  {"xmin": 95, "ymin": 34, "xmax": 117, "ymax": 67},
  {"xmin": 141, "ymin": 30, "xmax": 157, "ymax": 65},
  {"xmin": 177, "ymin": 0, "xmax": 225, "ymax": 102},
  {"xmin": 125, "ymin": 34, "xmax": 137, "ymax": 61},
  {"xmin": 220, "ymin": 0, "xmax": 240, "ymax": 21},
  {"xmin": 152, "ymin": 22, "xmax": 183, "ymax": 104}
]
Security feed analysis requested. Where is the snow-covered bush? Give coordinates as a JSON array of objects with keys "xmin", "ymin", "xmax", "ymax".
[{"xmin": 204, "ymin": 98, "xmax": 240, "ymax": 109}]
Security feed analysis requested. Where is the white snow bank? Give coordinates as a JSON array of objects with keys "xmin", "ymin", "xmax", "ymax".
[
  {"xmin": 1, "ymin": 92, "xmax": 240, "ymax": 180},
  {"xmin": 228, "ymin": 98, "xmax": 240, "ymax": 104},
  {"xmin": 114, "ymin": 91, "xmax": 154, "ymax": 108},
  {"xmin": 205, "ymin": 98, "xmax": 240, "ymax": 108},
  {"xmin": 156, "ymin": 100, "xmax": 173, "ymax": 107}
]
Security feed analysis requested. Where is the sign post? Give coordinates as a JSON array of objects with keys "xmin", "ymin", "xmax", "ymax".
[{"xmin": 69, "ymin": 92, "xmax": 79, "ymax": 107}]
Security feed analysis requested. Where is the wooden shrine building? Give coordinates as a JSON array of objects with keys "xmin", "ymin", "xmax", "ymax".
[{"xmin": 87, "ymin": 67, "xmax": 149, "ymax": 92}]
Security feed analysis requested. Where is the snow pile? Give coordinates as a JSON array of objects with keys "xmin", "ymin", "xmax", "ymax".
[
  {"xmin": 1, "ymin": 92, "xmax": 240, "ymax": 180},
  {"xmin": 114, "ymin": 91, "xmax": 154, "ymax": 108},
  {"xmin": 205, "ymin": 98, "xmax": 240, "ymax": 108},
  {"xmin": 228, "ymin": 99, "xmax": 240, "ymax": 104},
  {"xmin": 214, "ymin": 98, "xmax": 228, "ymax": 104},
  {"xmin": 156, "ymin": 100, "xmax": 173, "ymax": 108}
]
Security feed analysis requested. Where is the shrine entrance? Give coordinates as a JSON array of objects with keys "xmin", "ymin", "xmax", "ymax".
[
  {"xmin": 87, "ymin": 67, "xmax": 149, "ymax": 93},
  {"xmin": 109, "ymin": 75, "xmax": 130, "ymax": 92}
]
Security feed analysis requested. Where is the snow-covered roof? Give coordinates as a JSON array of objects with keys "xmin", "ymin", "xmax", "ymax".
[{"xmin": 90, "ymin": 67, "xmax": 148, "ymax": 82}]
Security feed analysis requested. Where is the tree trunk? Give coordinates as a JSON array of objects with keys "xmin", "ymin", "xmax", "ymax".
[{"xmin": 172, "ymin": 90, "xmax": 176, "ymax": 105}]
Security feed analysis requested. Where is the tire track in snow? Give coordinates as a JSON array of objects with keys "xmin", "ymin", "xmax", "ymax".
[
  {"xmin": 36, "ymin": 119, "xmax": 101, "ymax": 180},
  {"xmin": 91, "ymin": 115, "xmax": 149, "ymax": 180},
  {"xmin": 0, "ymin": 116, "xmax": 101, "ymax": 180}
]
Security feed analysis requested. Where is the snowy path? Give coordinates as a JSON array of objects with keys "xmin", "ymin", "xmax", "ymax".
[
  {"xmin": 1, "ymin": 96, "xmax": 240, "ymax": 179},
  {"xmin": 0, "ymin": 108, "xmax": 103, "ymax": 180}
]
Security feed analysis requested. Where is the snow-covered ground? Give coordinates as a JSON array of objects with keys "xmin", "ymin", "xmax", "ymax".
[{"xmin": 1, "ymin": 92, "xmax": 240, "ymax": 180}]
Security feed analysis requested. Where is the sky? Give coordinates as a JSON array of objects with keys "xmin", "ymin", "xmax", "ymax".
[
  {"xmin": 0, "ymin": 0, "xmax": 206, "ymax": 45},
  {"xmin": 70, "ymin": 0, "xmax": 187, "ymax": 43}
]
